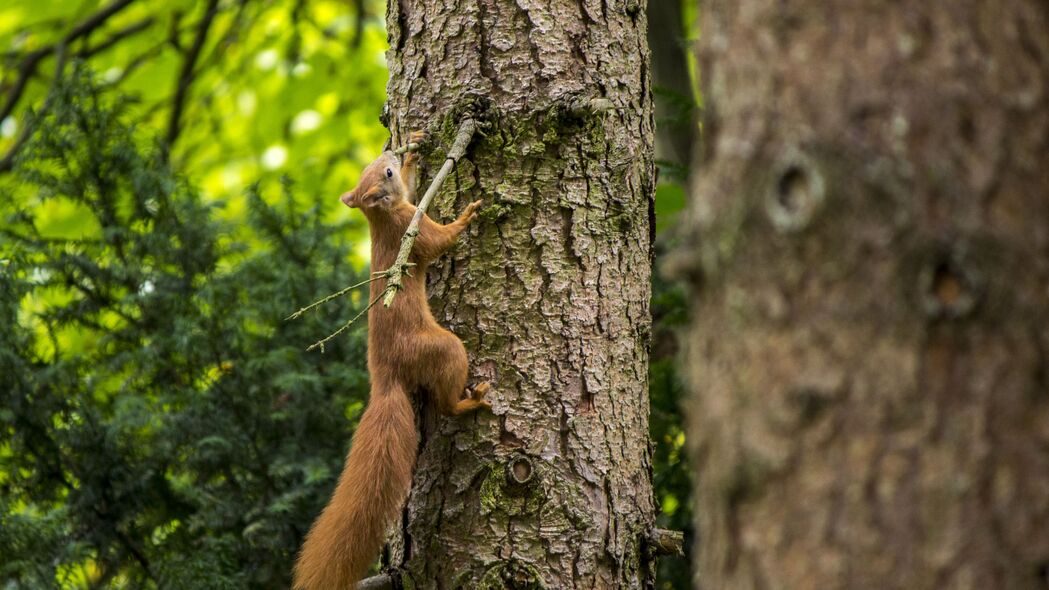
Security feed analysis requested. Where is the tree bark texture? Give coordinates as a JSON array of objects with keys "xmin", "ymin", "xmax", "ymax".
[
  {"xmin": 677, "ymin": 1, "xmax": 1049, "ymax": 589},
  {"xmin": 383, "ymin": 1, "xmax": 657, "ymax": 588}
]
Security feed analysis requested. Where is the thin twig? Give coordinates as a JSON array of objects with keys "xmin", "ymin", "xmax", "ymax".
[
  {"xmin": 63, "ymin": 0, "xmax": 138, "ymax": 43},
  {"xmin": 77, "ymin": 17, "xmax": 156, "ymax": 58},
  {"xmin": 0, "ymin": 0, "xmax": 137, "ymax": 123},
  {"xmin": 306, "ymin": 290, "xmax": 385, "ymax": 353},
  {"xmin": 286, "ymin": 273, "xmax": 386, "ymax": 320},
  {"xmin": 350, "ymin": 0, "xmax": 366, "ymax": 48},
  {"xmin": 0, "ymin": 50, "xmax": 48, "ymax": 124},
  {"xmin": 286, "ymin": 260, "xmax": 416, "ymax": 322},
  {"xmin": 165, "ymin": 0, "xmax": 220, "ymax": 149},
  {"xmin": 0, "ymin": 44, "xmax": 68, "ymax": 173},
  {"xmin": 380, "ymin": 118, "xmax": 477, "ymax": 307}
]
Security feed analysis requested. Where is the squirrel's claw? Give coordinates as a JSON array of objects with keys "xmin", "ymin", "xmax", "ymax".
[
  {"xmin": 472, "ymin": 381, "xmax": 491, "ymax": 401},
  {"xmin": 462, "ymin": 199, "xmax": 484, "ymax": 223}
]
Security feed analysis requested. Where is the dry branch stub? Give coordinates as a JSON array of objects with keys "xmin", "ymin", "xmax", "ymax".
[
  {"xmin": 505, "ymin": 454, "xmax": 535, "ymax": 487},
  {"xmin": 647, "ymin": 528, "xmax": 685, "ymax": 557}
]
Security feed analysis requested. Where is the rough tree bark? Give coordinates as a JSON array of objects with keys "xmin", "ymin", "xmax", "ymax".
[
  {"xmin": 381, "ymin": 1, "xmax": 657, "ymax": 587},
  {"xmin": 675, "ymin": 1, "xmax": 1049, "ymax": 589}
]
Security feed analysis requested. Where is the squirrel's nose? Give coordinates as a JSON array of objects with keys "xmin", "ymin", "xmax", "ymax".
[{"xmin": 340, "ymin": 190, "xmax": 357, "ymax": 208}]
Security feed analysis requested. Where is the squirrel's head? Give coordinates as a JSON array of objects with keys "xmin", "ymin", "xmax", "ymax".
[{"xmin": 340, "ymin": 151, "xmax": 406, "ymax": 211}]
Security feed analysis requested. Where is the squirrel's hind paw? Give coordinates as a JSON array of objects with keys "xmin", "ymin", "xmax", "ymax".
[{"xmin": 471, "ymin": 381, "xmax": 491, "ymax": 401}]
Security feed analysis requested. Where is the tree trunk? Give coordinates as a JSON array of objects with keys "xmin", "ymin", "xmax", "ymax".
[
  {"xmin": 382, "ymin": 1, "xmax": 657, "ymax": 587},
  {"xmin": 647, "ymin": 0, "xmax": 694, "ymax": 172},
  {"xmin": 676, "ymin": 1, "xmax": 1049, "ymax": 589}
]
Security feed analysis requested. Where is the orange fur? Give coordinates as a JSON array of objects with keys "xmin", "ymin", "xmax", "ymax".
[{"xmin": 293, "ymin": 137, "xmax": 489, "ymax": 590}]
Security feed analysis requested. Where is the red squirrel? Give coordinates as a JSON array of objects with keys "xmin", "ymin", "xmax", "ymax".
[{"xmin": 293, "ymin": 132, "xmax": 490, "ymax": 590}]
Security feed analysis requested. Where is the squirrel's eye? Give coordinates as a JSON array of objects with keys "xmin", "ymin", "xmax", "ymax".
[{"xmin": 386, "ymin": 168, "xmax": 393, "ymax": 178}]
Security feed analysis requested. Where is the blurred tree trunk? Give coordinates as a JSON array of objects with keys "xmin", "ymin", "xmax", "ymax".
[
  {"xmin": 647, "ymin": 0, "xmax": 694, "ymax": 173},
  {"xmin": 382, "ymin": 1, "xmax": 657, "ymax": 587},
  {"xmin": 677, "ymin": 1, "xmax": 1049, "ymax": 589}
]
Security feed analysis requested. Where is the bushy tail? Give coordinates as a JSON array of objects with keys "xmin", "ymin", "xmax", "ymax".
[{"xmin": 293, "ymin": 385, "xmax": 417, "ymax": 590}]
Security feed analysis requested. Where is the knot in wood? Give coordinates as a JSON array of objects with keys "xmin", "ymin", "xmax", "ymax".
[
  {"xmin": 920, "ymin": 252, "xmax": 980, "ymax": 319},
  {"xmin": 766, "ymin": 149, "xmax": 825, "ymax": 232},
  {"xmin": 505, "ymin": 454, "xmax": 535, "ymax": 487}
]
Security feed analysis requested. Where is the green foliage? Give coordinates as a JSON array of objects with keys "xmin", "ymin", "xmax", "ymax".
[
  {"xmin": 649, "ymin": 257, "xmax": 692, "ymax": 588},
  {"xmin": 0, "ymin": 71, "xmax": 370, "ymax": 589},
  {"xmin": 647, "ymin": 4, "xmax": 699, "ymax": 586},
  {"xmin": 1, "ymin": 0, "xmax": 390, "ymax": 214}
]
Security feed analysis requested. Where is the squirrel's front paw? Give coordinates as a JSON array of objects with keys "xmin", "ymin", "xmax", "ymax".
[
  {"xmin": 407, "ymin": 130, "xmax": 427, "ymax": 145},
  {"xmin": 401, "ymin": 131, "xmax": 428, "ymax": 165},
  {"xmin": 463, "ymin": 199, "xmax": 484, "ymax": 222}
]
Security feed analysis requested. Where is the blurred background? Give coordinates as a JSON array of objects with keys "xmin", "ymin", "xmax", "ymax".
[{"xmin": 0, "ymin": 1, "xmax": 698, "ymax": 588}]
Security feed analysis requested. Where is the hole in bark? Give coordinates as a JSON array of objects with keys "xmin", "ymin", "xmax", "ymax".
[
  {"xmin": 506, "ymin": 455, "xmax": 534, "ymax": 486},
  {"xmin": 766, "ymin": 151, "xmax": 824, "ymax": 232},
  {"xmin": 577, "ymin": 390, "xmax": 595, "ymax": 413},
  {"xmin": 777, "ymin": 166, "xmax": 809, "ymax": 213},
  {"xmin": 791, "ymin": 388, "xmax": 833, "ymax": 425},
  {"xmin": 932, "ymin": 263, "xmax": 964, "ymax": 306},
  {"xmin": 916, "ymin": 15, "xmax": 934, "ymax": 55},
  {"xmin": 920, "ymin": 255, "xmax": 979, "ymax": 319}
]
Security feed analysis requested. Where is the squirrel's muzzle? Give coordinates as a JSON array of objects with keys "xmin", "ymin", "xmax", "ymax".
[{"xmin": 340, "ymin": 190, "xmax": 358, "ymax": 208}]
